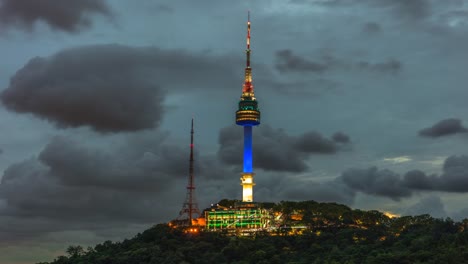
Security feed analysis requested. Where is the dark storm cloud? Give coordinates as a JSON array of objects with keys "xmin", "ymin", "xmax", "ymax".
[
  {"xmin": 0, "ymin": 0, "xmax": 111, "ymax": 33},
  {"xmin": 437, "ymin": 155, "xmax": 468, "ymax": 192},
  {"xmin": 218, "ymin": 125, "xmax": 351, "ymax": 172},
  {"xmin": 258, "ymin": 155, "xmax": 468, "ymax": 205},
  {"xmin": 279, "ymin": 180, "xmax": 356, "ymax": 205},
  {"xmin": 438, "ymin": 10, "xmax": 468, "ymax": 27},
  {"xmin": 356, "ymin": 59, "xmax": 402, "ymax": 74},
  {"xmin": 1, "ymin": 133, "xmax": 188, "ymax": 191},
  {"xmin": 403, "ymin": 155, "xmax": 468, "ymax": 192},
  {"xmin": 0, "ymin": 132, "xmax": 194, "ymax": 234},
  {"xmin": 403, "ymin": 170, "xmax": 435, "ymax": 190},
  {"xmin": 247, "ymin": 172, "xmax": 356, "ymax": 205},
  {"xmin": 418, "ymin": 118, "xmax": 468, "ymax": 138},
  {"xmin": 378, "ymin": 0, "xmax": 431, "ymax": 20},
  {"xmin": 339, "ymin": 167, "xmax": 412, "ymax": 200},
  {"xmin": 313, "ymin": 0, "xmax": 432, "ymax": 20},
  {"xmin": 337, "ymin": 155, "xmax": 468, "ymax": 200},
  {"xmin": 0, "ymin": 158, "xmax": 164, "ymax": 222},
  {"xmin": 0, "ymin": 128, "xmax": 238, "ymax": 242},
  {"xmin": 36, "ymin": 136, "xmax": 186, "ymax": 191},
  {"xmin": 275, "ymin": 49, "xmax": 402, "ymax": 75},
  {"xmin": 153, "ymin": 4, "xmax": 174, "ymax": 13},
  {"xmin": 294, "ymin": 131, "xmax": 337, "ymax": 154},
  {"xmin": 332, "ymin": 132, "xmax": 350, "ymax": 143},
  {"xmin": 362, "ymin": 22, "xmax": 382, "ymax": 34},
  {"xmin": 275, "ymin": 49, "xmax": 328, "ymax": 73},
  {"xmin": 1, "ymin": 44, "xmax": 238, "ymax": 132}
]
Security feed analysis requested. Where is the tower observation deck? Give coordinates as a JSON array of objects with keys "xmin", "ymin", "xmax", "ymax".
[{"xmin": 236, "ymin": 12, "xmax": 260, "ymax": 202}]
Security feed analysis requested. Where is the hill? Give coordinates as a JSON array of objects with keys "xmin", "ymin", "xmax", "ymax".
[{"xmin": 38, "ymin": 200, "xmax": 468, "ymax": 264}]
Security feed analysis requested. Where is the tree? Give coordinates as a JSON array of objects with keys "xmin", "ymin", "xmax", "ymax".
[{"xmin": 66, "ymin": 245, "xmax": 85, "ymax": 258}]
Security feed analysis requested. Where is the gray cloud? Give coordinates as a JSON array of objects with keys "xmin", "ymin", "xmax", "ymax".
[
  {"xmin": 279, "ymin": 179, "xmax": 356, "ymax": 205},
  {"xmin": 36, "ymin": 136, "xmax": 187, "ymax": 191},
  {"xmin": 377, "ymin": 0, "xmax": 431, "ymax": 20},
  {"xmin": 275, "ymin": 49, "xmax": 328, "ymax": 73},
  {"xmin": 356, "ymin": 59, "xmax": 402, "ymax": 74},
  {"xmin": 419, "ymin": 118, "xmax": 468, "ymax": 138},
  {"xmin": 257, "ymin": 154, "xmax": 468, "ymax": 206},
  {"xmin": 218, "ymin": 125, "xmax": 351, "ymax": 172},
  {"xmin": 0, "ymin": 0, "xmax": 111, "ymax": 33},
  {"xmin": 438, "ymin": 10, "xmax": 468, "ymax": 28},
  {"xmin": 402, "ymin": 170, "xmax": 435, "ymax": 190},
  {"xmin": 152, "ymin": 4, "xmax": 174, "ymax": 13},
  {"xmin": 338, "ymin": 155, "xmax": 468, "ymax": 200},
  {"xmin": 245, "ymin": 171, "xmax": 356, "ymax": 205},
  {"xmin": 404, "ymin": 195, "xmax": 447, "ymax": 218},
  {"xmin": 438, "ymin": 155, "xmax": 468, "ymax": 192},
  {"xmin": 294, "ymin": 131, "xmax": 337, "ymax": 154},
  {"xmin": 1, "ymin": 44, "xmax": 239, "ymax": 132},
  {"xmin": 340, "ymin": 167, "xmax": 412, "ymax": 200},
  {"xmin": 403, "ymin": 155, "xmax": 468, "ymax": 192},
  {"xmin": 313, "ymin": 0, "xmax": 432, "ymax": 21},
  {"xmin": 362, "ymin": 22, "xmax": 382, "ymax": 34},
  {"xmin": 332, "ymin": 132, "xmax": 351, "ymax": 144},
  {"xmin": 275, "ymin": 49, "xmax": 402, "ymax": 75},
  {"xmin": 1, "ymin": 45, "xmax": 164, "ymax": 132},
  {"xmin": 0, "ymin": 131, "xmax": 198, "ymax": 241}
]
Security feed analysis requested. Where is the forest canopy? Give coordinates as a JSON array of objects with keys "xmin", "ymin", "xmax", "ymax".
[{"xmin": 38, "ymin": 200, "xmax": 468, "ymax": 264}]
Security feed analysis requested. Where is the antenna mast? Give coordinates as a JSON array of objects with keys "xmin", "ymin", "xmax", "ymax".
[{"xmin": 177, "ymin": 118, "xmax": 201, "ymax": 225}]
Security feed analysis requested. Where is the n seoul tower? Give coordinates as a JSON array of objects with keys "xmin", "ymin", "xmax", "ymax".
[{"xmin": 235, "ymin": 12, "xmax": 260, "ymax": 202}]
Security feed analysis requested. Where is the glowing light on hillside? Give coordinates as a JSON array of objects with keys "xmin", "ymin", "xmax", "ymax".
[{"xmin": 384, "ymin": 211, "xmax": 400, "ymax": 219}]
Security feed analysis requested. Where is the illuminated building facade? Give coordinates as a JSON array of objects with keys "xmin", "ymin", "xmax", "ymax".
[
  {"xmin": 235, "ymin": 12, "xmax": 260, "ymax": 203},
  {"xmin": 205, "ymin": 204, "xmax": 271, "ymax": 235}
]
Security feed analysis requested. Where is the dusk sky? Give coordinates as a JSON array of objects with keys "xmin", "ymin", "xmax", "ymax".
[{"xmin": 1, "ymin": 0, "xmax": 468, "ymax": 263}]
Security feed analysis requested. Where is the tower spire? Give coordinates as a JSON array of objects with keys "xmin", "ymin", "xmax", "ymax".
[
  {"xmin": 246, "ymin": 10, "xmax": 251, "ymax": 66},
  {"xmin": 243, "ymin": 11, "xmax": 253, "ymax": 94},
  {"xmin": 176, "ymin": 118, "xmax": 201, "ymax": 226}
]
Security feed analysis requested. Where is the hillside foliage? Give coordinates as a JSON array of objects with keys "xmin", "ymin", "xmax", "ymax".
[{"xmin": 38, "ymin": 200, "xmax": 468, "ymax": 264}]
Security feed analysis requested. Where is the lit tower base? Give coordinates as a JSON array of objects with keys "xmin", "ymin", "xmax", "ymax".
[
  {"xmin": 236, "ymin": 12, "xmax": 260, "ymax": 203},
  {"xmin": 240, "ymin": 172, "xmax": 255, "ymax": 202}
]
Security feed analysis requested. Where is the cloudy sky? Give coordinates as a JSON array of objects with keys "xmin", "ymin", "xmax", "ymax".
[{"xmin": 1, "ymin": 0, "xmax": 468, "ymax": 263}]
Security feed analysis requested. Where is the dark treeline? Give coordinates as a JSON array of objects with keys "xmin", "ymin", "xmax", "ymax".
[{"xmin": 39, "ymin": 200, "xmax": 468, "ymax": 264}]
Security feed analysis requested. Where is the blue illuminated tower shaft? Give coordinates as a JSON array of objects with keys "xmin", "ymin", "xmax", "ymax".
[
  {"xmin": 240, "ymin": 126, "xmax": 254, "ymax": 202},
  {"xmin": 243, "ymin": 126, "xmax": 253, "ymax": 172},
  {"xmin": 236, "ymin": 12, "xmax": 260, "ymax": 202},
  {"xmin": 240, "ymin": 125, "xmax": 255, "ymax": 202}
]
